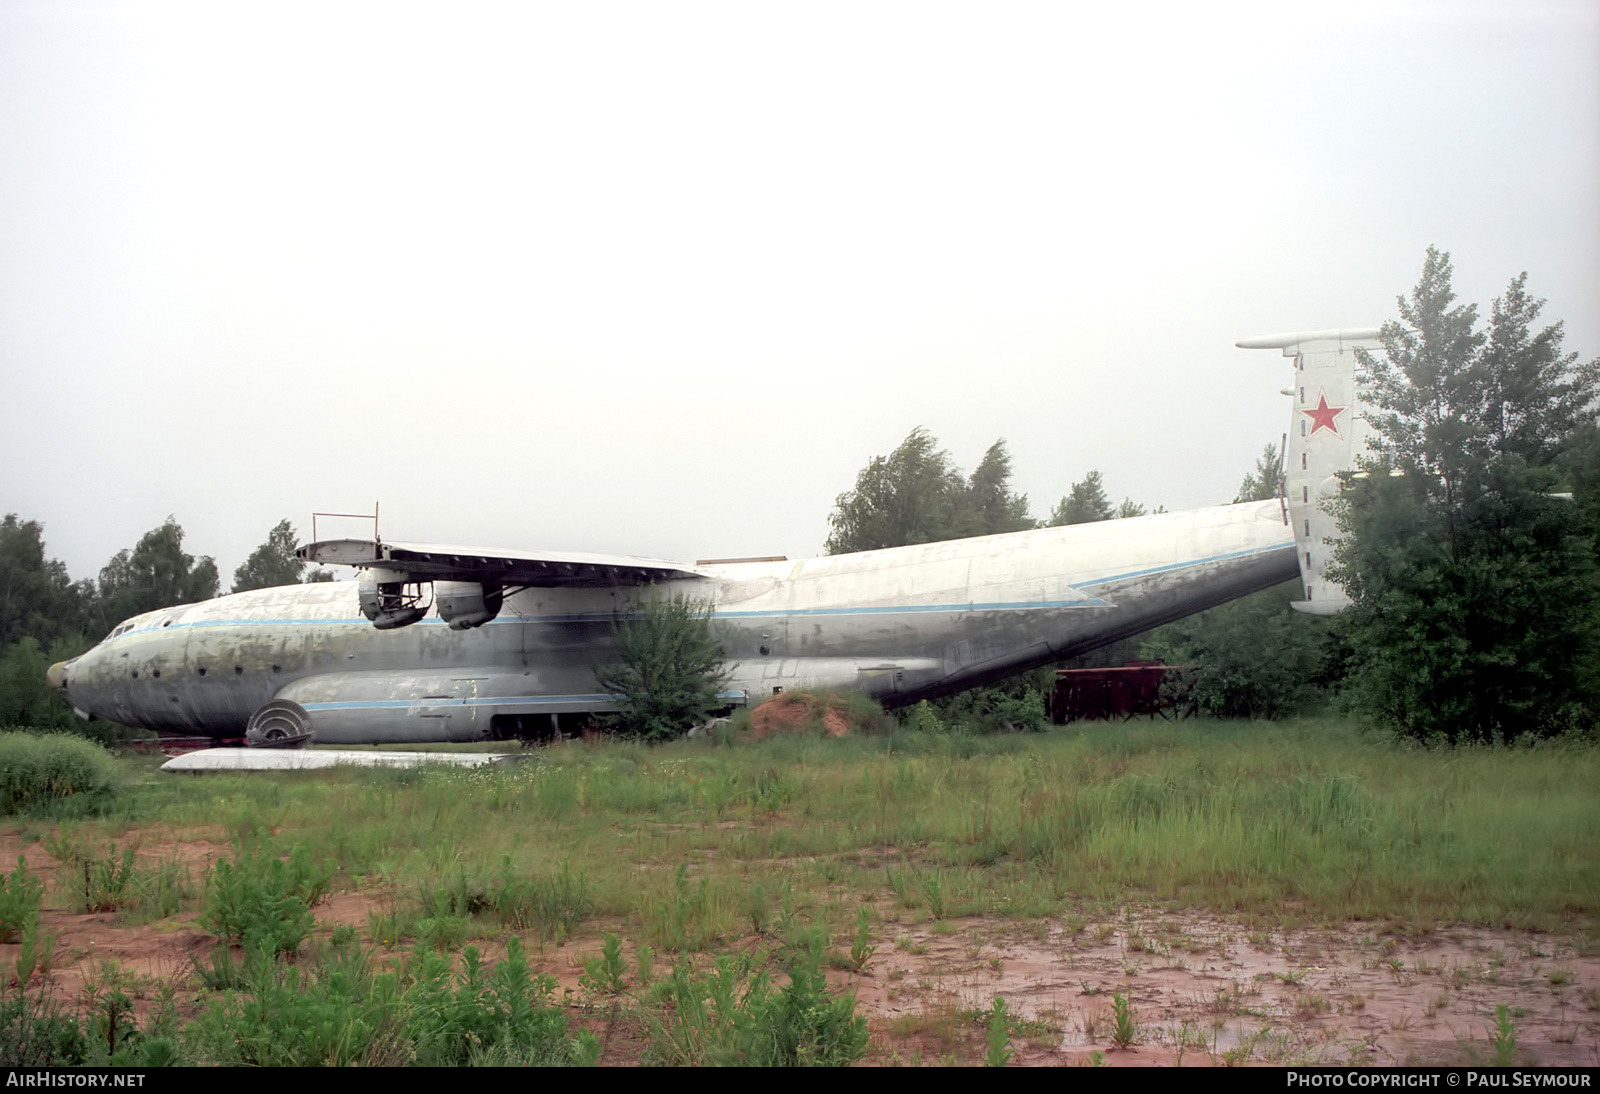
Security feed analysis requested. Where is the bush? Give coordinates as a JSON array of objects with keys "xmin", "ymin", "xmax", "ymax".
[
  {"xmin": 201, "ymin": 843, "xmax": 333, "ymax": 956},
  {"xmin": 1141, "ymin": 583, "xmax": 1331, "ymax": 720},
  {"xmin": 932, "ymin": 671, "xmax": 1051, "ymax": 733},
  {"xmin": 1334, "ymin": 469, "xmax": 1599, "ymax": 742},
  {"xmin": 741, "ymin": 935, "xmax": 870, "ymax": 1066},
  {"xmin": 594, "ymin": 596, "xmax": 731, "ymax": 741},
  {"xmin": 0, "ymin": 731, "xmax": 118, "ymax": 813}
]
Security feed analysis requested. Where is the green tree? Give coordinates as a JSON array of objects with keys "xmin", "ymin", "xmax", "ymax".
[
  {"xmin": 0, "ymin": 517, "xmax": 102, "ymax": 730},
  {"xmin": 1233, "ymin": 444, "xmax": 1284, "ymax": 503},
  {"xmin": 1141, "ymin": 583, "xmax": 1329, "ymax": 719},
  {"xmin": 957, "ymin": 440, "xmax": 1038, "ymax": 538},
  {"xmin": 232, "ymin": 520, "xmax": 316, "ymax": 593},
  {"xmin": 931, "ymin": 669, "xmax": 1050, "ymax": 731},
  {"xmin": 1360, "ymin": 248, "xmax": 1488, "ymax": 514},
  {"xmin": 92, "ymin": 519, "xmax": 219, "ymax": 633},
  {"xmin": 1561, "ymin": 418, "xmax": 1600, "ymax": 549},
  {"xmin": 825, "ymin": 428, "xmax": 963, "ymax": 554},
  {"xmin": 0, "ymin": 515, "xmax": 80, "ymax": 648},
  {"xmin": 1480, "ymin": 274, "xmax": 1599, "ymax": 466},
  {"xmin": 0, "ymin": 636, "xmax": 86, "ymax": 727},
  {"xmin": 1331, "ymin": 249, "xmax": 1600, "ymax": 742},
  {"xmin": 1335, "ymin": 461, "xmax": 1597, "ymax": 742},
  {"xmin": 824, "ymin": 431, "xmax": 1049, "ymax": 728},
  {"xmin": 1134, "ymin": 440, "xmax": 1335, "ymax": 717},
  {"xmin": 594, "ymin": 595, "xmax": 731, "ymax": 741},
  {"xmin": 825, "ymin": 429, "xmax": 1036, "ymax": 554},
  {"xmin": 1048, "ymin": 470, "xmax": 1115, "ymax": 526}
]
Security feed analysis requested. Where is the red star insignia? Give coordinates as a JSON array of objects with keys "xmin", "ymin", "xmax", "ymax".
[{"xmin": 1302, "ymin": 392, "xmax": 1346, "ymax": 437}]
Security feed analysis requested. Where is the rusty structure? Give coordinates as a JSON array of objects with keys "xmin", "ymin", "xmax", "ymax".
[{"xmin": 1047, "ymin": 663, "xmax": 1195, "ymax": 724}]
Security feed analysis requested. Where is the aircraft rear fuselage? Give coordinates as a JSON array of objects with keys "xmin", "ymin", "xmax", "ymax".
[{"xmin": 52, "ymin": 501, "xmax": 1295, "ymax": 743}]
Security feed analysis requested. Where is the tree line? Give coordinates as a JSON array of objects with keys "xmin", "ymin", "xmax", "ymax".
[
  {"xmin": 0, "ymin": 517, "xmax": 327, "ymax": 728},
  {"xmin": 822, "ymin": 248, "xmax": 1599, "ymax": 741},
  {"xmin": 5, "ymin": 247, "xmax": 1595, "ymax": 744},
  {"xmin": 824, "ymin": 433, "xmax": 1166, "ymax": 556}
]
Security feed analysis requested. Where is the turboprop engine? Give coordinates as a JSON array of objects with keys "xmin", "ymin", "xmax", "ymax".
[
  {"xmin": 356, "ymin": 567, "xmax": 431, "ymax": 629},
  {"xmin": 435, "ymin": 581, "xmax": 504, "ymax": 630},
  {"xmin": 355, "ymin": 571, "xmax": 503, "ymax": 630}
]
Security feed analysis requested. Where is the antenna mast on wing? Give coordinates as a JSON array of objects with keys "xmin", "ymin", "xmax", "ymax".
[{"xmin": 311, "ymin": 503, "xmax": 381, "ymax": 547}]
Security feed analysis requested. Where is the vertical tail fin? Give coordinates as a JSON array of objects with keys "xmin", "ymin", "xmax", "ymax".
[{"xmin": 1237, "ymin": 329, "xmax": 1382, "ymax": 614}]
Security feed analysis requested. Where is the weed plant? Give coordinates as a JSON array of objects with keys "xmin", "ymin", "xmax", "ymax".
[
  {"xmin": 487, "ymin": 856, "xmax": 592, "ymax": 939},
  {"xmin": 643, "ymin": 936, "xmax": 867, "ymax": 1066},
  {"xmin": 580, "ymin": 934, "xmax": 628, "ymax": 997},
  {"xmin": 0, "ymin": 983, "xmax": 88, "ymax": 1065},
  {"xmin": 76, "ymin": 846, "xmax": 137, "ymax": 913},
  {"xmin": 985, "ymin": 996, "xmax": 1013, "ymax": 1066},
  {"xmin": 641, "ymin": 864, "xmax": 735, "ymax": 951},
  {"xmin": 1489, "ymin": 1003, "xmax": 1518, "ymax": 1066},
  {"xmin": 188, "ymin": 937, "xmax": 596, "ymax": 1066},
  {"xmin": 0, "ymin": 979, "xmax": 181, "ymax": 1066},
  {"xmin": 201, "ymin": 843, "xmax": 332, "ymax": 956},
  {"xmin": 0, "ymin": 856, "xmax": 42, "ymax": 943},
  {"xmin": 848, "ymin": 905, "xmax": 876, "ymax": 972},
  {"xmin": 1110, "ymin": 992, "xmax": 1137, "ymax": 1048}
]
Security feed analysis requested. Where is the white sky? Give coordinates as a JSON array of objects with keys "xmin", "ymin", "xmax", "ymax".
[{"xmin": 2, "ymin": 0, "xmax": 1597, "ymax": 584}]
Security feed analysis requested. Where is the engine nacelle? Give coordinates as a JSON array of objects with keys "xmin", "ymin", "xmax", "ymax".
[
  {"xmin": 436, "ymin": 581, "xmax": 505, "ymax": 630},
  {"xmin": 357, "ymin": 567, "xmax": 431, "ymax": 629}
]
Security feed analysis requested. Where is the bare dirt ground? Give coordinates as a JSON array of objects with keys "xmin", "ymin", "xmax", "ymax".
[
  {"xmin": 3, "ymin": 833, "xmax": 1596, "ymax": 1067},
  {"xmin": 848, "ymin": 912, "xmax": 1599, "ymax": 1066}
]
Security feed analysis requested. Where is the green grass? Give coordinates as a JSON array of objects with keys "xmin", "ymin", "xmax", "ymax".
[
  {"xmin": 18, "ymin": 717, "xmax": 1600, "ymax": 933},
  {"xmin": 0, "ymin": 716, "xmax": 1595, "ymax": 1064}
]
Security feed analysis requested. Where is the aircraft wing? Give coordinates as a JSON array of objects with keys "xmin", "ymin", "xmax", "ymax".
[{"xmin": 296, "ymin": 539, "xmax": 703, "ymax": 589}]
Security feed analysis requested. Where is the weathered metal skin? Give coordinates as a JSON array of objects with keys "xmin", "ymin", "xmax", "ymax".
[{"xmin": 48, "ymin": 500, "xmax": 1295, "ymax": 743}]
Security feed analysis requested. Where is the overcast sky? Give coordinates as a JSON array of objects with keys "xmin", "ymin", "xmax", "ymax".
[{"xmin": 3, "ymin": 0, "xmax": 1596, "ymax": 585}]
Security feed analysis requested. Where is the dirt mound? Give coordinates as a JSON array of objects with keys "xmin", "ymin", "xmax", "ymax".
[{"xmin": 746, "ymin": 691, "xmax": 857, "ymax": 739}]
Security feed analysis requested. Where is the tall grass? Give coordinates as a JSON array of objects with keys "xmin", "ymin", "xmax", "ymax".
[
  {"xmin": 4, "ymin": 717, "xmax": 1595, "ymax": 939},
  {"xmin": 0, "ymin": 716, "xmax": 1592, "ymax": 1065}
]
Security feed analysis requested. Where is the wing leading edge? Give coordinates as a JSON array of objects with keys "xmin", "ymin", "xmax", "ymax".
[
  {"xmin": 297, "ymin": 539, "xmax": 705, "ymax": 629},
  {"xmin": 297, "ymin": 539, "xmax": 703, "ymax": 588}
]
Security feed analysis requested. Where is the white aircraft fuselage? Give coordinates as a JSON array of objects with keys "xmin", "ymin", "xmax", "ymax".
[
  {"xmin": 49, "ymin": 502, "xmax": 1295, "ymax": 743},
  {"xmin": 49, "ymin": 329, "xmax": 1379, "ymax": 745}
]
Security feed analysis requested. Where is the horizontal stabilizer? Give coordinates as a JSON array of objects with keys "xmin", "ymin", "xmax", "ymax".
[{"xmin": 1235, "ymin": 329, "xmax": 1382, "ymax": 352}]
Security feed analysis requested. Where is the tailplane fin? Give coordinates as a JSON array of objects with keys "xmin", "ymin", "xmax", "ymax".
[{"xmin": 1237, "ymin": 328, "xmax": 1382, "ymax": 614}]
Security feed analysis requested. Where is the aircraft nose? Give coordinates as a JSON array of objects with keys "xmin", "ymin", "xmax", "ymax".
[{"xmin": 46, "ymin": 660, "xmax": 69, "ymax": 693}]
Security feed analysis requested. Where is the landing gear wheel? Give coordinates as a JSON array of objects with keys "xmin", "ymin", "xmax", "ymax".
[{"xmin": 245, "ymin": 700, "xmax": 315, "ymax": 748}]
